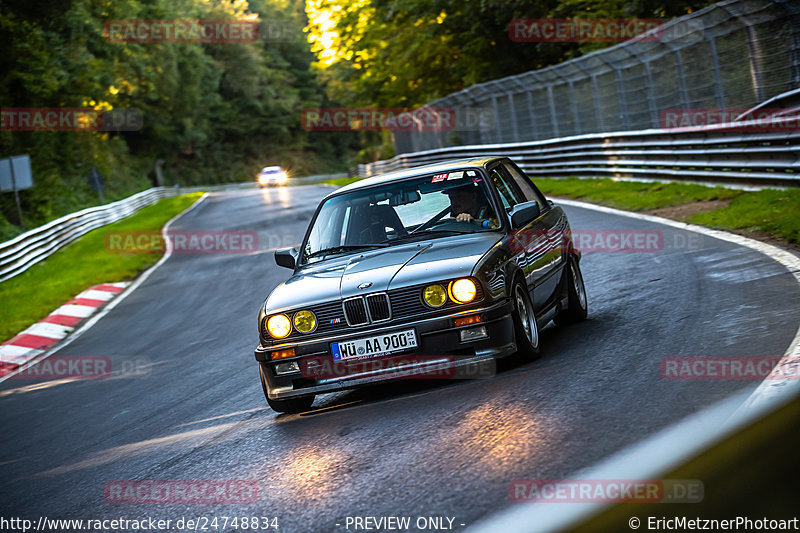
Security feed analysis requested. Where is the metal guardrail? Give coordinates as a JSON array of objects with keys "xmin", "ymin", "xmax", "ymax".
[
  {"xmin": 0, "ymin": 172, "xmax": 349, "ymax": 284},
  {"xmin": 0, "ymin": 187, "xmax": 180, "ymax": 283},
  {"xmin": 365, "ymin": 116, "xmax": 800, "ymax": 187}
]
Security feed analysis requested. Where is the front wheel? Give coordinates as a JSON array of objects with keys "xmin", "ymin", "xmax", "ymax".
[
  {"xmin": 260, "ymin": 365, "xmax": 314, "ymax": 413},
  {"xmin": 555, "ymin": 255, "xmax": 588, "ymax": 326},
  {"xmin": 512, "ymin": 280, "xmax": 540, "ymax": 360}
]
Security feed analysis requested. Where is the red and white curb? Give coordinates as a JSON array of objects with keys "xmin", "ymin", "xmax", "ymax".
[{"xmin": 0, "ymin": 282, "xmax": 129, "ymax": 377}]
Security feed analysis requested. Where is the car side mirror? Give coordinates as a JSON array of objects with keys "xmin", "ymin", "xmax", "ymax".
[
  {"xmin": 275, "ymin": 247, "xmax": 298, "ymax": 269},
  {"xmin": 509, "ymin": 201, "xmax": 541, "ymax": 228}
]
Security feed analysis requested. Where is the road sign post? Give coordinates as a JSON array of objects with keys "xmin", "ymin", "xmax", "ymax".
[{"xmin": 0, "ymin": 154, "xmax": 33, "ymax": 225}]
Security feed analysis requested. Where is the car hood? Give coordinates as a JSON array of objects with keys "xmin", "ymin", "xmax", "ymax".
[{"xmin": 264, "ymin": 233, "xmax": 501, "ymax": 313}]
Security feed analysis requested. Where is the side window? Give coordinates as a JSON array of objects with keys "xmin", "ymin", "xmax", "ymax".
[
  {"xmin": 488, "ymin": 167, "xmax": 524, "ymax": 212},
  {"xmin": 503, "ymin": 162, "xmax": 546, "ymax": 209}
]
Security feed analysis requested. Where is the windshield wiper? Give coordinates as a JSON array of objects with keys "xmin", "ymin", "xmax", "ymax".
[
  {"xmin": 382, "ymin": 229, "xmax": 473, "ymax": 244},
  {"xmin": 306, "ymin": 243, "xmax": 388, "ymax": 259}
]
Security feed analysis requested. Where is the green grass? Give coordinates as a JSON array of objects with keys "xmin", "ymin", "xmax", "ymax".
[
  {"xmin": 0, "ymin": 193, "xmax": 204, "ymax": 342},
  {"xmin": 535, "ymin": 177, "xmax": 743, "ymax": 211},
  {"xmin": 537, "ymin": 177, "xmax": 800, "ymax": 245},
  {"xmin": 688, "ymin": 189, "xmax": 800, "ymax": 244},
  {"xmin": 321, "ymin": 177, "xmax": 363, "ymax": 187}
]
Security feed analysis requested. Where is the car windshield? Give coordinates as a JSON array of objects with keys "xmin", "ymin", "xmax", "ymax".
[{"xmin": 301, "ymin": 169, "xmax": 499, "ymax": 264}]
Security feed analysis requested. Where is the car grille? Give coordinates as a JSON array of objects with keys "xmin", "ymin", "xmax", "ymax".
[
  {"xmin": 266, "ymin": 282, "xmax": 484, "ymax": 341},
  {"xmin": 366, "ymin": 293, "xmax": 391, "ymax": 322},
  {"xmin": 343, "ymin": 297, "xmax": 369, "ymax": 326}
]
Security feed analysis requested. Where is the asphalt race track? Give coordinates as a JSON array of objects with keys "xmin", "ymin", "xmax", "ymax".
[{"xmin": 2, "ymin": 185, "xmax": 799, "ymax": 531}]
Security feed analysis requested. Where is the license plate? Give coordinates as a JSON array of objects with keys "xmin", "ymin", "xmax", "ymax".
[{"xmin": 331, "ymin": 329, "xmax": 417, "ymax": 361}]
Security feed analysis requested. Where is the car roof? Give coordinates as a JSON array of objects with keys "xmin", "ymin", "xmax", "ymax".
[
  {"xmin": 262, "ymin": 166, "xmax": 282, "ymax": 171},
  {"xmin": 331, "ymin": 157, "xmax": 505, "ymax": 197}
]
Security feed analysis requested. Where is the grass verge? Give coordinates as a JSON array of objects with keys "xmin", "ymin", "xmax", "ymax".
[
  {"xmin": 0, "ymin": 193, "xmax": 204, "ymax": 343},
  {"xmin": 686, "ymin": 189, "xmax": 800, "ymax": 244},
  {"xmin": 535, "ymin": 177, "xmax": 743, "ymax": 210},
  {"xmin": 535, "ymin": 178, "xmax": 799, "ymax": 245},
  {"xmin": 322, "ymin": 177, "xmax": 362, "ymax": 187}
]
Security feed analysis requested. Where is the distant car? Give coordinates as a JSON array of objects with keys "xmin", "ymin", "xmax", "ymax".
[
  {"xmin": 254, "ymin": 157, "xmax": 587, "ymax": 413},
  {"xmin": 258, "ymin": 166, "xmax": 288, "ymax": 187}
]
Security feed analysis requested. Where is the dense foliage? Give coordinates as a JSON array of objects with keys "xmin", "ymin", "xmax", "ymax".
[
  {"xmin": 307, "ymin": 0, "xmax": 717, "ymax": 108},
  {"xmin": 0, "ymin": 0, "xmax": 357, "ymax": 239}
]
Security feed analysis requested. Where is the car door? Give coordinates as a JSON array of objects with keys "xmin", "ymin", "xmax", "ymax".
[
  {"xmin": 503, "ymin": 160, "xmax": 569, "ymax": 309},
  {"xmin": 488, "ymin": 161, "xmax": 563, "ymax": 311}
]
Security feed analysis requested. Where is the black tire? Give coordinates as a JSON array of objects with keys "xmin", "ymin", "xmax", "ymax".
[
  {"xmin": 511, "ymin": 279, "xmax": 541, "ymax": 360},
  {"xmin": 554, "ymin": 255, "xmax": 588, "ymax": 326},
  {"xmin": 260, "ymin": 365, "xmax": 314, "ymax": 413}
]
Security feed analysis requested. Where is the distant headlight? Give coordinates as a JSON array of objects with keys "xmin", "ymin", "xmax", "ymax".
[
  {"xmin": 422, "ymin": 284, "xmax": 447, "ymax": 308},
  {"xmin": 258, "ymin": 174, "xmax": 269, "ymax": 185},
  {"xmin": 266, "ymin": 314, "xmax": 292, "ymax": 339},
  {"xmin": 293, "ymin": 310, "xmax": 317, "ymax": 333},
  {"xmin": 277, "ymin": 172, "xmax": 288, "ymax": 183},
  {"xmin": 449, "ymin": 278, "xmax": 477, "ymax": 304}
]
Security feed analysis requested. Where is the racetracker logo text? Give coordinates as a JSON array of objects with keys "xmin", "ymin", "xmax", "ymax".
[
  {"xmin": 300, "ymin": 355, "xmax": 496, "ymax": 380},
  {"xmin": 661, "ymin": 357, "xmax": 800, "ymax": 380},
  {"xmin": 104, "ymin": 231, "xmax": 258, "ymax": 254},
  {"xmin": 660, "ymin": 108, "xmax": 800, "ymax": 132},
  {"xmin": 104, "ymin": 480, "xmax": 259, "ymax": 504},
  {"xmin": 1, "ymin": 108, "xmax": 142, "ymax": 132},
  {"xmin": 509, "ymin": 479, "xmax": 703, "ymax": 503},
  {"xmin": 509, "ymin": 19, "xmax": 662, "ymax": 42},
  {"xmin": 301, "ymin": 107, "xmax": 457, "ymax": 132},
  {"xmin": 104, "ymin": 20, "xmax": 260, "ymax": 43}
]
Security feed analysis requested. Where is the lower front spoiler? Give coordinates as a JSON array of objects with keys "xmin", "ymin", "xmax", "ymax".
[
  {"xmin": 258, "ymin": 299, "xmax": 516, "ymax": 400},
  {"xmin": 263, "ymin": 344, "xmax": 514, "ymax": 400}
]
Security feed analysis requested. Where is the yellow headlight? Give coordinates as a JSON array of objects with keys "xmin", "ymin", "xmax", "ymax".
[
  {"xmin": 422, "ymin": 284, "xmax": 447, "ymax": 307},
  {"xmin": 277, "ymin": 172, "xmax": 288, "ymax": 183},
  {"xmin": 293, "ymin": 310, "xmax": 317, "ymax": 333},
  {"xmin": 449, "ymin": 278, "xmax": 477, "ymax": 304},
  {"xmin": 266, "ymin": 314, "xmax": 292, "ymax": 339}
]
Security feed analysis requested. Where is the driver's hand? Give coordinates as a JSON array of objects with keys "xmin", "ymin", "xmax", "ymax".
[{"xmin": 455, "ymin": 213, "xmax": 474, "ymax": 222}]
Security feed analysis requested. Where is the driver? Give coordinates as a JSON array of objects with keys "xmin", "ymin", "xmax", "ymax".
[{"xmin": 444, "ymin": 183, "xmax": 497, "ymax": 228}]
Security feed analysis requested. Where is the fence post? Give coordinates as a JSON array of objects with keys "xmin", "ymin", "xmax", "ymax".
[
  {"xmin": 547, "ymin": 84, "xmax": 559, "ymax": 138},
  {"xmin": 719, "ymin": 2, "xmax": 766, "ymax": 103},
  {"xmin": 526, "ymin": 91, "xmax": 539, "ymax": 140},
  {"xmin": 591, "ymin": 74, "xmax": 605, "ymax": 132},
  {"xmin": 506, "ymin": 92, "xmax": 520, "ymax": 142},
  {"xmin": 706, "ymin": 36, "xmax": 728, "ymax": 108}
]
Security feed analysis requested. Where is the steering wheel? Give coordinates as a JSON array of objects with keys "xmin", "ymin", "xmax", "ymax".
[{"xmin": 410, "ymin": 206, "xmax": 451, "ymax": 234}]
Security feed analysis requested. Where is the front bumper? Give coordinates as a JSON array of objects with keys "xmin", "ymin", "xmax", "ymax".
[{"xmin": 255, "ymin": 298, "xmax": 516, "ymax": 400}]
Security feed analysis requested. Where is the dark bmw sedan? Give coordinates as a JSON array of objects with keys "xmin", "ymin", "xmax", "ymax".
[{"xmin": 255, "ymin": 157, "xmax": 587, "ymax": 412}]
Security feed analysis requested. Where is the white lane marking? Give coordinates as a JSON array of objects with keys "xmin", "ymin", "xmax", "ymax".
[
  {"xmin": 76, "ymin": 289, "xmax": 115, "ymax": 301},
  {"xmin": 104, "ymin": 282, "xmax": 129, "ymax": 288},
  {"xmin": 556, "ymin": 198, "xmax": 800, "ymax": 414},
  {"xmin": 51, "ymin": 304, "xmax": 97, "ymax": 318},
  {"xmin": 0, "ymin": 193, "xmax": 209, "ymax": 383},
  {"xmin": 21, "ymin": 322, "xmax": 72, "ymax": 340}
]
